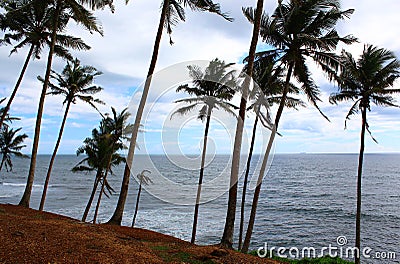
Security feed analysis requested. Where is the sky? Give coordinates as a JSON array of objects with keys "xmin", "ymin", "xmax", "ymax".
[{"xmin": 0, "ymin": 0, "xmax": 399, "ymax": 156}]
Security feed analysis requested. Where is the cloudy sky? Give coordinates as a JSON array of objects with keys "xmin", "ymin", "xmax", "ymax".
[{"xmin": 0, "ymin": 0, "xmax": 399, "ymax": 155}]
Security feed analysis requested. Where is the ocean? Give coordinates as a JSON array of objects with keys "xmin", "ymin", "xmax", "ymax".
[{"xmin": 0, "ymin": 154, "xmax": 399, "ymax": 263}]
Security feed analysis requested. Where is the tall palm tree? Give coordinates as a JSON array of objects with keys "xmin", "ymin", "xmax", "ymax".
[
  {"xmin": 19, "ymin": 0, "xmax": 103, "ymax": 208},
  {"xmin": 0, "ymin": 0, "xmax": 91, "ymax": 129},
  {"xmin": 241, "ymin": 0, "xmax": 357, "ymax": 252},
  {"xmin": 237, "ymin": 58, "xmax": 304, "ymax": 250},
  {"xmin": 220, "ymin": 0, "xmax": 264, "ymax": 249},
  {"xmin": 108, "ymin": 0, "xmax": 233, "ymax": 226},
  {"xmin": 171, "ymin": 58, "xmax": 237, "ymax": 243},
  {"xmin": 0, "ymin": 126, "xmax": 28, "ymax": 173},
  {"xmin": 329, "ymin": 45, "xmax": 400, "ymax": 264},
  {"xmin": 131, "ymin": 169, "xmax": 152, "ymax": 227},
  {"xmin": 38, "ymin": 58, "xmax": 104, "ymax": 211}
]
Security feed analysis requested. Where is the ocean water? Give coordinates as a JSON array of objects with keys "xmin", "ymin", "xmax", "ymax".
[{"xmin": 0, "ymin": 154, "xmax": 399, "ymax": 263}]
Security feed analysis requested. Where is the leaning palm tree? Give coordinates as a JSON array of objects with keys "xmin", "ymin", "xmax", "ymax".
[
  {"xmin": 38, "ymin": 58, "xmax": 104, "ymax": 211},
  {"xmin": 220, "ymin": 0, "xmax": 264, "ymax": 249},
  {"xmin": 108, "ymin": 0, "xmax": 233, "ymax": 226},
  {"xmin": 241, "ymin": 0, "xmax": 357, "ymax": 252},
  {"xmin": 171, "ymin": 58, "xmax": 237, "ymax": 243},
  {"xmin": 329, "ymin": 45, "xmax": 400, "ymax": 264},
  {"xmin": 0, "ymin": 126, "xmax": 28, "ymax": 173},
  {"xmin": 237, "ymin": 58, "xmax": 305, "ymax": 250},
  {"xmin": 131, "ymin": 169, "xmax": 152, "ymax": 227},
  {"xmin": 0, "ymin": 0, "xmax": 91, "ymax": 129},
  {"xmin": 19, "ymin": 0, "xmax": 103, "ymax": 208}
]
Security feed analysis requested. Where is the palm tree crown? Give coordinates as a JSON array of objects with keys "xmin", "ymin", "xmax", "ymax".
[
  {"xmin": 172, "ymin": 58, "xmax": 238, "ymax": 120},
  {"xmin": 45, "ymin": 58, "xmax": 104, "ymax": 108},
  {"xmin": 0, "ymin": 126, "xmax": 28, "ymax": 172},
  {"xmin": 330, "ymin": 44, "xmax": 400, "ymax": 131},
  {"xmin": 243, "ymin": 0, "xmax": 357, "ymax": 117}
]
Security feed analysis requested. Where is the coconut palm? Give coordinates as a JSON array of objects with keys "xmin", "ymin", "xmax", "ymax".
[
  {"xmin": 0, "ymin": 0, "xmax": 91, "ymax": 129},
  {"xmin": 38, "ymin": 58, "xmax": 104, "ymax": 211},
  {"xmin": 72, "ymin": 110, "xmax": 128, "ymax": 222},
  {"xmin": 237, "ymin": 58, "xmax": 305, "ymax": 250},
  {"xmin": 241, "ymin": 0, "xmax": 357, "ymax": 252},
  {"xmin": 131, "ymin": 169, "xmax": 152, "ymax": 227},
  {"xmin": 171, "ymin": 58, "xmax": 237, "ymax": 243},
  {"xmin": 329, "ymin": 45, "xmax": 400, "ymax": 264},
  {"xmin": 108, "ymin": 0, "xmax": 232, "ymax": 226},
  {"xmin": 19, "ymin": 0, "xmax": 103, "ymax": 208},
  {"xmin": 220, "ymin": 0, "xmax": 264, "ymax": 249},
  {"xmin": 92, "ymin": 107, "xmax": 130, "ymax": 223},
  {"xmin": 0, "ymin": 127, "xmax": 28, "ymax": 173}
]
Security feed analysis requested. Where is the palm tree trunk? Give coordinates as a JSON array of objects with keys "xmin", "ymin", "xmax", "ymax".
[
  {"xmin": 19, "ymin": 0, "xmax": 61, "ymax": 208},
  {"xmin": 221, "ymin": 0, "xmax": 264, "ymax": 249},
  {"xmin": 355, "ymin": 107, "xmax": 366, "ymax": 264},
  {"xmin": 107, "ymin": 0, "xmax": 170, "ymax": 226},
  {"xmin": 131, "ymin": 183, "xmax": 142, "ymax": 227},
  {"xmin": 191, "ymin": 109, "xmax": 212, "ymax": 244},
  {"xmin": 241, "ymin": 63, "xmax": 293, "ymax": 253},
  {"xmin": 82, "ymin": 170, "xmax": 102, "ymax": 222},
  {"xmin": 0, "ymin": 156, "xmax": 6, "ymax": 172},
  {"xmin": 93, "ymin": 176, "xmax": 106, "ymax": 224},
  {"xmin": 238, "ymin": 114, "xmax": 259, "ymax": 250},
  {"xmin": 0, "ymin": 45, "xmax": 34, "ymax": 129},
  {"xmin": 39, "ymin": 100, "xmax": 71, "ymax": 211}
]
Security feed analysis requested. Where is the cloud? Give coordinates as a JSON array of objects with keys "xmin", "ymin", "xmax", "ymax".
[{"xmin": 1, "ymin": 0, "xmax": 399, "ymax": 154}]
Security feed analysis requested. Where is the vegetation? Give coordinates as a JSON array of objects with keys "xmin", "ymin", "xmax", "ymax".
[
  {"xmin": 131, "ymin": 169, "xmax": 152, "ymax": 227},
  {"xmin": 329, "ymin": 44, "xmax": 400, "ymax": 264},
  {"xmin": 241, "ymin": 0, "xmax": 357, "ymax": 252},
  {"xmin": 0, "ymin": 126, "xmax": 28, "ymax": 173},
  {"xmin": 0, "ymin": 1, "xmax": 398, "ymax": 263},
  {"xmin": 38, "ymin": 58, "xmax": 104, "ymax": 211},
  {"xmin": 18, "ymin": 0, "xmax": 103, "ymax": 208}
]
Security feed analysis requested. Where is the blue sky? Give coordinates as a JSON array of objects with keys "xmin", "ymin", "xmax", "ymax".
[{"xmin": 0, "ymin": 0, "xmax": 399, "ymax": 155}]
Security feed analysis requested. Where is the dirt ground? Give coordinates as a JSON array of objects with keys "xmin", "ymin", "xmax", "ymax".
[{"xmin": 0, "ymin": 203, "xmax": 282, "ymax": 264}]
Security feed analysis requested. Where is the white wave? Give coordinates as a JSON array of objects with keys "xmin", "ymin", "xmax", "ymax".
[{"xmin": 2, "ymin": 182, "xmax": 44, "ymax": 188}]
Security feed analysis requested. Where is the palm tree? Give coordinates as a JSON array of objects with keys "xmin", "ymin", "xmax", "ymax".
[
  {"xmin": 19, "ymin": 0, "xmax": 103, "ymax": 208},
  {"xmin": 92, "ymin": 107, "xmax": 130, "ymax": 223},
  {"xmin": 72, "ymin": 111, "xmax": 127, "ymax": 222},
  {"xmin": 220, "ymin": 0, "xmax": 264, "ymax": 249},
  {"xmin": 0, "ymin": 126, "xmax": 28, "ymax": 173},
  {"xmin": 171, "ymin": 58, "xmax": 237, "ymax": 243},
  {"xmin": 108, "ymin": 0, "xmax": 233, "ymax": 226},
  {"xmin": 237, "ymin": 58, "xmax": 304, "ymax": 250},
  {"xmin": 131, "ymin": 169, "xmax": 152, "ymax": 227},
  {"xmin": 241, "ymin": 0, "xmax": 357, "ymax": 252},
  {"xmin": 329, "ymin": 45, "xmax": 400, "ymax": 264},
  {"xmin": 0, "ymin": 0, "xmax": 91, "ymax": 129},
  {"xmin": 38, "ymin": 58, "xmax": 104, "ymax": 211}
]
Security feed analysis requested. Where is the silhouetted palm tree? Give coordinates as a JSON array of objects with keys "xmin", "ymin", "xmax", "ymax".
[
  {"xmin": 92, "ymin": 107, "xmax": 130, "ymax": 223},
  {"xmin": 0, "ymin": 0, "xmax": 90, "ymax": 129},
  {"xmin": 220, "ymin": 0, "xmax": 264, "ymax": 248},
  {"xmin": 109, "ymin": 0, "xmax": 233, "ymax": 226},
  {"xmin": 238, "ymin": 58, "xmax": 304, "ymax": 250},
  {"xmin": 241, "ymin": 0, "xmax": 357, "ymax": 252},
  {"xmin": 0, "ymin": 127, "xmax": 28, "ymax": 173},
  {"xmin": 72, "ymin": 110, "xmax": 128, "ymax": 222},
  {"xmin": 38, "ymin": 58, "xmax": 104, "ymax": 211},
  {"xmin": 172, "ymin": 58, "xmax": 237, "ymax": 243},
  {"xmin": 329, "ymin": 44, "xmax": 400, "ymax": 264},
  {"xmin": 131, "ymin": 169, "xmax": 152, "ymax": 227},
  {"xmin": 19, "ymin": 0, "xmax": 103, "ymax": 207}
]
